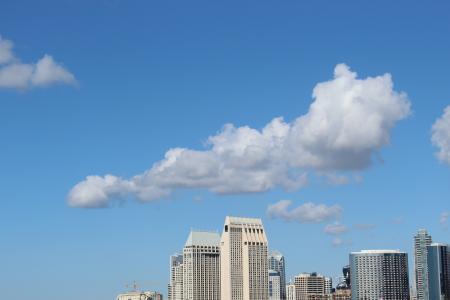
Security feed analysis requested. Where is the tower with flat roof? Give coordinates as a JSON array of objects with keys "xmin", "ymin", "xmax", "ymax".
[
  {"xmin": 220, "ymin": 216, "xmax": 269, "ymax": 300},
  {"xmin": 183, "ymin": 231, "xmax": 221, "ymax": 300}
]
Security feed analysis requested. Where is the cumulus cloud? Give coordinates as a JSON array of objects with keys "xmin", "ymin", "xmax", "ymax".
[
  {"xmin": 267, "ymin": 200, "xmax": 342, "ymax": 223},
  {"xmin": 432, "ymin": 106, "xmax": 450, "ymax": 165},
  {"xmin": 68, "ymin": 64, "xmax": 411, "ymax": 208},
  {"xmin": 0, "ymin": 35, "xmax": 75, "ymax": 89},
  {"xmin": 324, "ymin": 222, "xmax": 349, "ymax": 235}
]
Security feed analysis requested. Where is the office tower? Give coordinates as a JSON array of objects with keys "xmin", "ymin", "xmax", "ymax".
[
  {"xmin": 286, "ymin": 283, "xmax": 296, "ymax": 300},
  {"xmin": 183, "ymin": 231, "xmax": 221, "ymax": 300},
  {"xmin": 350, "ymin": 250, "xmax": 409, "ymax": 300},
  {"xmin": 168, "ymin": 253, "xmax": 183, "ymax": 300},
  {"xmin": 414, "ymin": 229, "xmax": 432, "ymax": 300},
  {"xmin": 220, "ymin": 216, "xmax": 269, "ymax": 300},
  {"xmin": 269, "ymin": 251, "xmax": 287, "ymax": 299},
  {"xmin": 427, "ymin": 243, "xmax": 450, "ymax": 300},
  {"xmin": 336, "ymin": 265, "xmax": 351, "ymax": 291},
  {"xmin": 269, "ymin": 270, "xmax": 281, "ymax": 300},
  {"xmin": 294, "ymin": 272, "xmax": 329, "ymax": 300}
]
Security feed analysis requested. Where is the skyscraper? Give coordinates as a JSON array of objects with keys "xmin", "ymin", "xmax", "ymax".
[
  {"xmin": 269, "ymin": 270, "xmax": 281, "ymax": 300},
  {"xmin": 268, "ymin": 250, "xmax": 287, "ymax": 300},
  {"xmin": 183, "ymin": 231, "xmax": 221, "ymax": 300},
  {"xmin": 427, "ymin": 243, "xmax": 450, "ymax": 300},
  {"xmin": 350, "ymin": 250, "xmax": 410, "ymax": 300},
  {"xmin": 414, "ymin": 229, "xmax": 432, "ymax": 300},
  {"xmin": 168, "ymin": 253, "xmax": 184, "ymax": 300},
  {"xmin": 220, "ymin": 216, "xmax": 269, "ymax": 300}
]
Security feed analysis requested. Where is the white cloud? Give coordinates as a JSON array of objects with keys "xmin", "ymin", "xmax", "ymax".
[
  {"xmin": 68, "ymin": 64, "xmax": 411, "ymax": 207},
  {"xmin": 0, "ymin": 35, "xmax": 75, "ymax": 89},
  {"xmin": 0, "ymin": 36, "xmax": 15, "ymax": 64},
  {"xmin": 440, "ymin": 211, "xmax": 449, "ymax": 230},
  {"xmin": 324, "ymin": 222, "xmax": 349, "ymax": 235},
  {"xmin": 432, "ymin": 106, "xmax": 450, "ymax": 165},
  {"xmin": 267, "ymin": 200, "xmax": 342, "ymax": 223}
]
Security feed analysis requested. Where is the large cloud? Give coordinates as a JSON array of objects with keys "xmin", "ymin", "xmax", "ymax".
[
  {"xmin": 0, "ymin": 35, "xmax": 75, "ymax": 89},
  {"xmin": 432, "ymin": 106, "xmax": 450, "ymax": 165},
  {"xmin": 68, "ymin": 64, "xmax": 411, "ymax": 208}
]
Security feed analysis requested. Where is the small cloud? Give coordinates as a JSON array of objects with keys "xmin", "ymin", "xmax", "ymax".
[
  {"xmin": 324, "ymin": 222, "xmax": 349, "ymax": 235},
  {"xmin": 440, "ymin": 211, "xmax": 449, "ymax": 230},
  {"xmin": 0, "ymin": 35, "xmax": 76, "ymax": 90},
  {"xmin": 331, "ymin": 237, "xmax": 352, "ymax": 247},
  {"xmin": 267, "ymin": 200, "xmax": 342, "ymax": 223},
  {"xmin": 392, "ymin": 217, "xmax": 404, "ymax": 224},
  {"xmin": 353, "ymin": 223, "xmax": 376, "ymax": 231},
  {"xmin": 432, "ymin": 106, "xmax": 450, "ymax": 166}
]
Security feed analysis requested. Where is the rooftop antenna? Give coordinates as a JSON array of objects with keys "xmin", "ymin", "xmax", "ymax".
[{"xmin": 125, "ymin": 280, "xmax": 138, "ymax": 292}]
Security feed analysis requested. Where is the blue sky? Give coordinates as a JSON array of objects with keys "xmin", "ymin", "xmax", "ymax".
[{"xmin": 1, "ymin": 1, "xmax": 450, "ymax": 299}]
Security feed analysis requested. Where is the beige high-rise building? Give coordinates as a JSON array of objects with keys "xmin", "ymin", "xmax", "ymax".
[
  {"xmin": 183, "ymin": 230, "xmax": 221, "ymax": 300},
  {"xmin": 220, "ymin": 216, "xmax": 269, "ymax": 300}
]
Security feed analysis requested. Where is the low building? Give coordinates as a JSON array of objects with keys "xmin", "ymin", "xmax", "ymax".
[{"xmin": 116, "ymin": 291, "xmax": 163, "ymax": 300}]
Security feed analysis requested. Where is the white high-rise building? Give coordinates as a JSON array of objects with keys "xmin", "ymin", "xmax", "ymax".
[
  {"xmin": 269, "ymin": 270, "xmax": 281, "ymax": 300},
  {"xmin": 183, "ymin": 231, "xmax": 221, "ymax": 300},
  {"xmin": 286, "ymin": 283, "xmax": 296, "ymax": 300},
  {"xmin": 220, "ymin": 216, "xmax": 269, "ymax": 300},
  {"xmin": 324, "ymin": 277, "xmax": 332, "ymax": 295},
  {"xmin": 414, "ymin": 229, "xmax": 432, "ymax": 300},
  {"xmin": 168, "ymin": 253, "xmax": 183, "ymax": 300},
  {"xmin": 350, "ymin": 250, "xmax": 409, "ymax": 300},
  {"xmin": 268, "ymin": 251, "xmax": 287, "ymax": 299}
]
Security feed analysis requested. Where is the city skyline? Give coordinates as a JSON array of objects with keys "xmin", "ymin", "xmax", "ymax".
[{"xmin": 2, "ymin": 1, "xmax": 450, "ymax": 299}]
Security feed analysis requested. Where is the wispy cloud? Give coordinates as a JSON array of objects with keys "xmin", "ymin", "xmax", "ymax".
[
  {"xmin": 331, "ymin": 237, "xmax": 352, "ymax": 247},
  {"xmin": 68, "ymin": 64, "xmax": 411, "ymax": 208},
  {"xmin": 440, "ymin": 211, "xmax": 449, "ymax": 230},
  {"xmin": 324, "ymin": 222, "xmax": 349, "ymax": 235},
  {"xmin": 0, "ymin": 35, "xmax": 76, "ymax": 89},
  {"xmin": 267, "ymin": 200, "xmax": 342, "ymax": 223}
]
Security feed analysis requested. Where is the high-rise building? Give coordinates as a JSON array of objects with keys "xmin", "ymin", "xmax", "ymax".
[
  {"xmin": 183, "ymin": 231, "xmax": 221, "ymax": 300},
  {"xmin": 269, "ymin": 270, "xmax": 281, "ymax": 300},
  {"xmin": 168, "ymin": 253, "xmax": 183, "ymax": 300},
  {"xmin": 220, "ymin": 216, "xmax": 269, "ymax": 300},
  {"xmin": 350, "ymin": 250, "xmax": 410, "ymax": 300},
  {"xmin": 427, "ymin": 243, "xmax": 450, "ymax": 300},
  {"xmin": 294, "ymin": 272, "xmax": 329, "ymax": 300},
  {"xmin": 269, "ymin": 251, "xmax": 287, "ymax": 299},
  {"xmin": 414, "ymin": 229, "xmax": 432, "ymax": 300},
  {"xmin": 324, "ymin": 277, "xmax": 332, "ymax": 295},
  {"xmin": 286, "ymin": 283, "xmax": 296, "ymax": 300}
]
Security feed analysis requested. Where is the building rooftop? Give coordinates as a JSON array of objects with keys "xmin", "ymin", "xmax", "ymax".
[
  {"xmin": 225, "ymin": 216, "xmax": 263, "ymax": 225},
  {"xmin": 185, "ymin": 230, "xmax": 220, "ymax": 247},
  {"xmin": 351, "ymin": 249, "xmax": 405, "ymax": 254}
]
